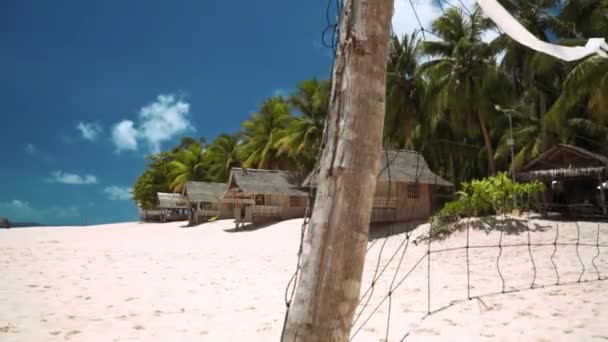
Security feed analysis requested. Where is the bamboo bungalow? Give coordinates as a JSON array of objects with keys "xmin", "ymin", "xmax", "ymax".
[
  {"xmin": 222, "ymin": 168, "xmax": 309, "ymax": 227},
  {"xmin": 303, "ymin": 149, "xmax": 453, "ymax": 223},
  {"xmin": 517, "ymin": 144, "xmax": 608, "ymax": 218},
  {"xmin": 182, "ymin": 181, "xmax": 232, "ymax": 225},
  {"xmin": 138, "ymin": 203, "xmax": 163, "ymax": 222},
  {"xmin": 155, "ymin": 192, "xmax": 189, "ymax": 222}
]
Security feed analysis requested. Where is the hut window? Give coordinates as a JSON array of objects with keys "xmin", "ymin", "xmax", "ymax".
[
  {"xmin": 290, "ymin": 196, "xmax": 303, "ymax": 207},
  {"xmin": 407, "ymin": 184, "xmax": 419, "ymax": 199},
  {"xmin": 255, "ymin": 194, "xmax": 266, "ymax": 205}
]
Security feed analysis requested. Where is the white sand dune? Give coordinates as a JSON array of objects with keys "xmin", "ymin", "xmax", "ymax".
[{"xmin": 1, "ymin": 218, "xmax": 607, "ymax": 341}]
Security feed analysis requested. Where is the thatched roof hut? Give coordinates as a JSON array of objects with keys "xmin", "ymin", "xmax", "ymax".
[
  {"xmin": 517, "ymin": 144, "xmax": 608, "ymax": 218},
  {"xmin": 223, "ymin": 168, "xmax": 309, "ymax": 226},
  {"xmin": 182, "ymin": 181, "xmax": 232, "ymax": 225},
  {"xmin": 224, "ymin": 168, "xmax": 308, "ymax": 198},
  {"xmin": 303, "ymin": 149, "xmax": 453, "ymax": 187},
  {"xmin": 156, "ymin": 193, "xmax": 188, "ymax": 209},
  {"xmin": 0, "ymin": 217, "xmax": 10, "ymax": 229},
  {"xmin": 517, "ymin": 144, "xmax": 608, "ymax": 181},
  {"xmin": 182, "ymin": 181, "xmax": 227, "ymax": 203},
  {"xmin": 302, "ymin": 149, "xmax": 452, "ymax": 223}
]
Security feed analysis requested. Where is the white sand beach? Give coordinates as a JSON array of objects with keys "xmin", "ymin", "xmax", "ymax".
[{"xmin": 1, "ymin": 218, "xmax": 607, "ymax": 341}]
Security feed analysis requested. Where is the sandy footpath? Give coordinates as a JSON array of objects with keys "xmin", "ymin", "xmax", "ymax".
[{"xmin": 1, "ymin": 218, "xmax": 607, "ymax": 341}]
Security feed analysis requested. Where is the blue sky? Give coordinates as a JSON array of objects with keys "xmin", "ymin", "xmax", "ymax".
[
  {"xmin": 0, "ymin": 0, "xmax": 474, "ymax": 225},
  {"xmin": 0, "ymin": 0, "xmax": 339, "ymax": 225}
]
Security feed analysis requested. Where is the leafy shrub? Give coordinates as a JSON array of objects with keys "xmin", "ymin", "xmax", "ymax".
[{"xmin": 427, "ymin": 172, "xmax": 545, "ymax": 241}]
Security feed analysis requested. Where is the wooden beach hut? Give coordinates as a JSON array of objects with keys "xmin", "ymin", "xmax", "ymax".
[
  {"xmin": 182, "ymin": 181, "xmax": 232, "ymax": 225},
  {"xmin": 137, "ymin": 203, "xmax": 164, "ymax": 222},
  {"xmin": 156, "ymin": 192, "xmax": 189, "ymax": 222},
  {"xmin": 516, "ymin": 144, "xmax": 608, "ymax": 218},
  {"xmin": 303, "ymin": 149, "xmax": 453, "ymax": 223},
  {"xmin": 222, "ymin": 168, "xmax": 309, "ymax": 227}
]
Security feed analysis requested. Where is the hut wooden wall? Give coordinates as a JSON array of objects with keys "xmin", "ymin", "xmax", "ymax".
[
  {"xmin": 280, "ymin": 194, "xmax": 308, "ymax": 219},
  {"xmin": 373, "ymin": 181, "xmax": 431, "ymax": 222},
  {"xmin": 397, "ymin": 183, "xmax": 431, "ymax": 221}
]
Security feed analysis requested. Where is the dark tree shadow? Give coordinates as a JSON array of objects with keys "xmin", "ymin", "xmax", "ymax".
[
  {"xmin": 223, "ymin": 220, "xmax": 278, "ymax": 233},
  {"xmin": 369, "ymin": 219, "xmax": 427, "ymax": 241},
  {"xmin": 473, "ymin": 216, "xmax": 553, "ymax": 235}
]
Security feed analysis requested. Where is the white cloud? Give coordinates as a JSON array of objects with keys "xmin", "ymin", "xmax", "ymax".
[
  {"xmin": 112, "ymin": 120, "xmax": 138, "ymax": 152},
  {"xmin": 103, "ymin": 186, "xmax": 132, "ymax": 201},
  {"xmin": 138, "ymin": 94, "xmax": 193, "ymax": 153},
  {"xmin": 48, "ymin": 170, "xmax": 98, "ymax": 185},
  {"xmin": 77, "ymin": 122, "xmax": 103, "ymax": 141},
  {"xmin": 111, "ymin": 94, "xmax": 194, "ymax": 153},
  {"xmin": 24, "ymin": 143, "xmax": 36, "ymax": 155},
  {"xmin": 0, "ymin": 200, "xmax": 79, "ymax": 224}
]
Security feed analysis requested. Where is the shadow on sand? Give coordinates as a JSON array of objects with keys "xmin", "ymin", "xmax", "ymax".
[
  {"xmin": 472, "ymin": 216, "xmax": 553, "ymax": 235},
  {"xmin": 368, "ymin": 220, "xmax": 427, "ymax": 241},
  {"xmin": 223, "ymin": 221, "xmax": 278, "ymax": 233}
]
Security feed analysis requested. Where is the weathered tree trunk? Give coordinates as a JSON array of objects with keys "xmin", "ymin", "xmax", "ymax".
[
  {"xmin": 478, "ymin": 112, "xmax": 497, "ymax": 176},
  {"xmin": 540, "ymin": 93, "xmax": 548, "ymax": 152},
  {"xmin": 449, "ymin": 154, "xmax": 457, "ymax": 194},
  {"xmin": 281, "ymin": 0, "xmax": 394, "ymax": 341}
]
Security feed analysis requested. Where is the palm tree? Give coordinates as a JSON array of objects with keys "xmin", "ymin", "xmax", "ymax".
[
  {"xmin": 384, "ymin": 32, "xmax": 424, "ymax": 149},
  {"xmin": 420, "ymin": 7, "xmax": 511, "ymax": 175},
  {"xmin": 497, "ymin": 0, "xmax": 565, "ymax": 152},
  {"xmin": 240, "ymin": 96, "xmax": 293, "ymax": 169},
  {"xmin": 540, "ymin": 0, "xmax": 608, "ymax": 149},
  {"xmin": 494, "ymin": 104, "xmax": 542, "ymax": 171},
  {"xmin": 167, "ymin": 141, "xmax": 206, "ymax": 192},
  {"xmin": 205, "ymin": 133, "xmax": 242, "ymax": 182},
  {"xmin": 172, "ymin": 136, "xmax": 206, "ymax": 152},
  {"xmin": 548, "ymin": 55, "xmax": 608, "ymax": 128},
  {"xmin": 274, "ymin": 79, "xmax": 330, "ymax": 172},
  {"xmin": 558, "ymin": 0, "xmax": 608, "ymax": 38}
]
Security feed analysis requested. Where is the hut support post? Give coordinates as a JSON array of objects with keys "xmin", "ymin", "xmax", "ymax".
[
  {"xmin": 599, "ymin": 174, "xmax": 607, "ymax": 216},
  {"xmin": 281, "ymin": 0, "xmax": 393, "ymax": 341}
]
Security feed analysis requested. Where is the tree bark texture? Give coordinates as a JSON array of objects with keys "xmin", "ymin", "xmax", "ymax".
[{"xmin": 281, "ymin": 0, "xmax": 394, "ymax": 341}]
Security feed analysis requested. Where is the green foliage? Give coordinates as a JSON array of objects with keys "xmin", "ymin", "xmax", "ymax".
[
  {"xmin": 131, "ymin": 4, "xmax": 608, "ymax": 213},
  {"xmin": 275, "ymin": 79, "xmax": 330, "ymax": 172},
  {"xmin": 132, "ymin": 152, "xmax": 173, "ymax": 209},
  {"xmin": 240, "ymin": 96, "xmax": 294, "ymax": 169},
  {"xmin": 428, "ymin": 173, "xmax": 545, "ymax": 241},
  {"xmin": 167, "ymin": 141, "xmax": 207, "ymax": 192},
  {"xmin": 204, "ymin": 133, "xmax": 242, "ymax": 182}
]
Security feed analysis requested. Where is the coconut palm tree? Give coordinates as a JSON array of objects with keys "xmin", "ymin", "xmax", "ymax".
[
  {"xmin": 274, "ymin": 78, "xmax": 330, "ymax": 172},
  {"xmin": 419, "ymin": 7, "xmax": 511, "ymax": 175},
  {"xmin": 384, "ymin": 32, "xmax": 424, "ymax": 149},
  {"xmin": 494, "ymin": 104, "xmax": 543, "ymax": 171},
  {"xmin": 240, "ymin": 96, "xmax": 293, "ymax": 169},
  {"xmin": 205, "ymin": 133, "xmax": 242, "ymax": 182},
  {"xmin": 167, "ymin": 142, "xmax": 206, "ymax": 192},
  {"xmin": 496, "ymin": 0, "xmax": 566, "ymax": 152},
  {"xmin": 548, "ymin": 56, "xmax": 608, "ymax": 126},
  {"xmin": 567, "ymin": 117, "xmax": 608, "ymax": 155},
  {"xmin": 558, "ymin": 0, "xmax": 608, "ymax": 38},
  {"xmin": 545, "ymin": 0, "xmax": 608, "ymax": 137}
]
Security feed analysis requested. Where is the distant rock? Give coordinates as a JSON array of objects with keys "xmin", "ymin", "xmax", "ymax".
[{"xmin": 0, "ymin": 217, "xmax": 10, "ymax": 229}]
